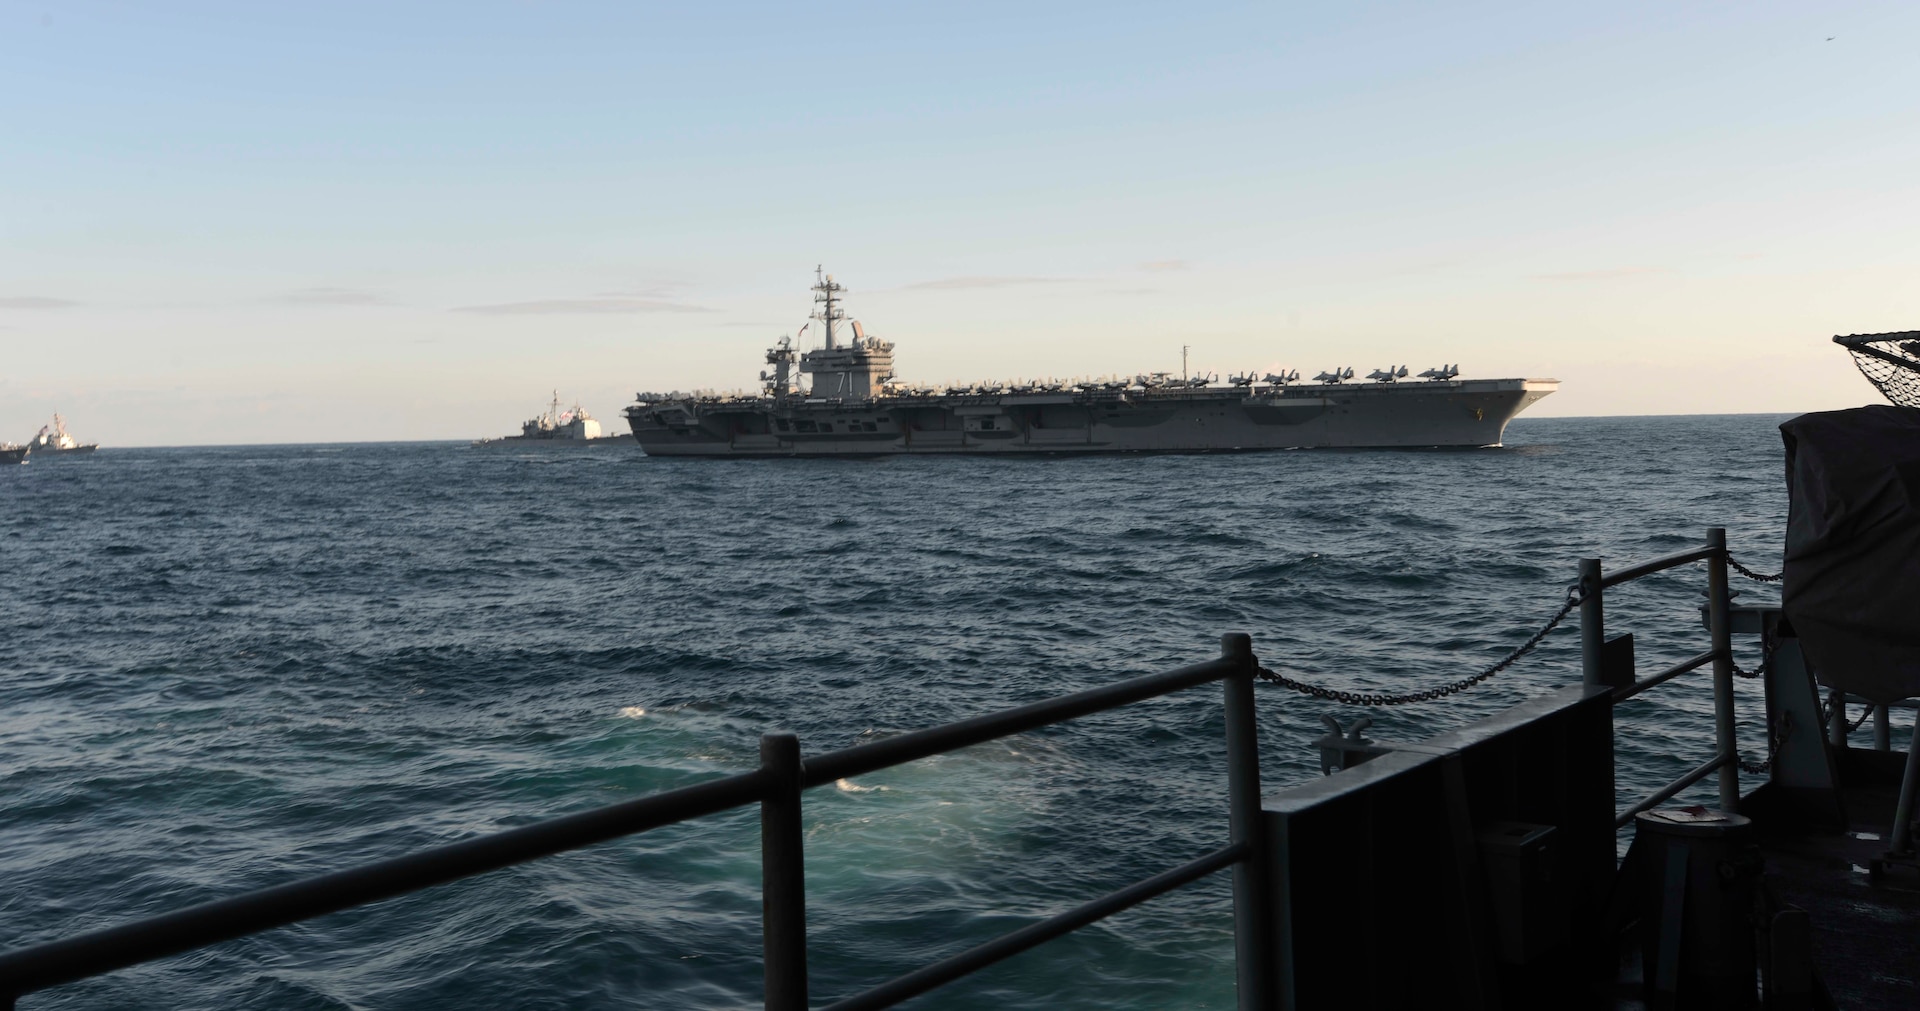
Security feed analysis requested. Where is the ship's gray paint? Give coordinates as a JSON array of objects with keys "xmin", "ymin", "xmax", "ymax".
[
  {"xmin": 622, "ymin": 270, "xmax": 1558, "ymax": 457},
  {"xmin": 624, "ymin": 379, "xmax": 1558, "ymax": 456}
]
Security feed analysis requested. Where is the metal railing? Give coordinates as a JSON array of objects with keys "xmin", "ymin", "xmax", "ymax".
[
  {"xmin": 1578, "ymin": 527, "xmax": 1745, "ymax": 829},
  {"xmin": 0, "ymin": 635, "xmax": 1277, "ymax": 1011}
]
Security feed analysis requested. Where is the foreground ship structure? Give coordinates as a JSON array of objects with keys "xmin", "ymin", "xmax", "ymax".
[{"xmin": 625, "ymin": 270, "xmax": 1558, "ymax": 456}]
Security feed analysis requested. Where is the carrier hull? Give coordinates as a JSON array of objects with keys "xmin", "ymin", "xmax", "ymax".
[{"xmin": 626, "ymin": 378, "xmax": 1556, "ymax": 457}]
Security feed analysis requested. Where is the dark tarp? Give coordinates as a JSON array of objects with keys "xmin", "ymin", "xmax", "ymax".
[{"xmin": 1781, "ymin": 405, "xmax": 1920, "ymax": 703}]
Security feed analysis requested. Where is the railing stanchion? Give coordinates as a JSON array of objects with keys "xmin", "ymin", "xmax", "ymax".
[
  {"xmin": 1874, "ymin": 705, "xmax": 1892, "ymax": 752},
  {"xmin": 1888, "ymin": 722, "xmax": 1920, "ymax": 858},
  {"xmin": 760, "ymin": 733, "xmax": 808, "ymax": 1011},
  {"xmin": 1706, "ymin": 528, "xmax": 1739, "ymax": 812},
  {"xmin": 1221, "ymin": 633, "xmax": 1276, "ymax": 1011},
  {"xmin": 1579, "ymin": 558, "xmax": 1606, "ymax": 689}
]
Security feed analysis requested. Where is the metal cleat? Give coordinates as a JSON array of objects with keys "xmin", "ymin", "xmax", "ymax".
[{"xmin": 1315, "ymin": 714, "xmax": 1396, "ymax": 775}]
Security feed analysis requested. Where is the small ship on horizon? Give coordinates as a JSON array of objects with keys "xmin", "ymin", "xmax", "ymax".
[
  {"xmin": 473, "ymin": 392, "xmax": 635, "ymax": 448},
  {"xmin": 623, "ymin": 269, "xmax": 1558, "ymax": 457},
  {"xmin": 16, "ymin": 414, "xmax": 98, "ymax": 460}
]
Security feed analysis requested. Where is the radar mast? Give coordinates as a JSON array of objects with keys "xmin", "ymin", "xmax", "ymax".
[{"xmin": 812, "ymin": 265, "xmax": 846, "ymax": 349}]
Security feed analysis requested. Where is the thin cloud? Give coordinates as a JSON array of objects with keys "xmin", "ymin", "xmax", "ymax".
[
  {"xmin": 452, "ymin": 298, "xmax": 713, "ymax": 315},
  {"xmin": 1533, "ymin": 267, "xmax": 1669, "ymax": 282},
  {"xmin": 272, "ymin": 287, "xmax": 392, "ymax": 306},
  {"xmin": 0, "ymin": 296, "xmax": 78, "ymax": 309},
  {"xmin": 1140, "ymin": 260, "xmax": 1190, "ymax": 272},
  {"xmin": 593, "ymin": 282, "xmax": 685, "ymax": 298},
  {"xmin": 902, "ymin": 276, "xmax": 1071, "ymax": 291}
]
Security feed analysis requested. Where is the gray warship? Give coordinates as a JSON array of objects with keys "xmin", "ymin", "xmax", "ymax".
[
  {"xmin": 473, "ymin": 392, "xmax": 632, "ymax": 448},
  {"xmin": 624, "ymin": 269, "xmax": 1558, "ymax": 456},
  {"xmin": 27, "ymin": 414, "xmax": 97, "ymax": 456}
]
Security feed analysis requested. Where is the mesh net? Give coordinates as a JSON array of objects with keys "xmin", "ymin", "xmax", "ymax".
[{"xmin": 1838, "ymin": 331, "xmax": 1920, "ymax": 408}]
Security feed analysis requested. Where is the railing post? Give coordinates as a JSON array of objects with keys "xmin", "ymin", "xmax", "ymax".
[
  {"xmin": 1221, "ymin": 633, "xmax": 1276, "ymax": 1011},
  {"xmin": 1874, "ymin": 705, "xmax": 1892, "ymax": 752},
  {"xmin": 1706, "ymin": 528, "xmax": 1740, "ymax": 812},
  {"xmin": 761, "ymin": 733, "xmax": 808, "ymax": 1011},
  {"xmin": 1579, "ymin": 558, "xmax": 1607, "ymax": 689}
]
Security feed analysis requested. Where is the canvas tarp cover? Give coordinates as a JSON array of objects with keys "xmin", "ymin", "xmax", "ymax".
[{"xmin": 1781, "ymin": 405, "xmax": 1920, "ymax": 703}]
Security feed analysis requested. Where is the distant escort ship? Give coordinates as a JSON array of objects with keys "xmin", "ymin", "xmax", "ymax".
[
  {"xmin": 473, "ymin": 392, "xmax": 633, "ymax": 448},
  {"xmin": 27, "ymin": 414, "xmax": 97, "ymax": 456},
  {"xmin": 623, "ymin": 269, "xmax": 1558, "ymax": 456}
]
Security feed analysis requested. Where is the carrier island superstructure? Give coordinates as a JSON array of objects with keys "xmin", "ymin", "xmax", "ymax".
[{"xmin": 624, "ymin": 269, "xmax": 1558, "ymax": 456}]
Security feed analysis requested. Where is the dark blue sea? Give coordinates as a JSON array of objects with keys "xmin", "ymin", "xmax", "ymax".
[{"xmin": 0, "ymin": 415, "xmax": 1793, "ymax": 1010}]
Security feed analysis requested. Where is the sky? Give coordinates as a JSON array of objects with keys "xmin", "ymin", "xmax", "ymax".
[{"xmin": 3, "ymin": 1, "xmax": 1917, "ymax": 446}]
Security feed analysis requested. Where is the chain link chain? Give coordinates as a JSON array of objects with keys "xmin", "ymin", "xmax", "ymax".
[
  {"xmin": 1255, "ymin": 585, "xmax": 1583, "ymax": 706},
  {"xmin": 1253, "ymin": 550, "xmax": 1785, "ymax": 742},
  {"xmin": 1739, "ymin": 709, "xmax": 1793, "ymax": 774},
  {"xmin": 1728, "ymin": 634, "xmax": 1776, "ymax": 680},
  {"xmin": 1819, "ymin": 695, "xmax": 1876, "ymax": 735},
  {"xmin": 1726, "ymin": 554, "xmax": 1783, "ymax": 583},
  {"xmin": 1722, "ymin": 551, "xmax": 1776, "ymax": 679}
]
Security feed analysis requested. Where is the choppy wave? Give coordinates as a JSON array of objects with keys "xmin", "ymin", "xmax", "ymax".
[{"xmin": 0, "ymin": 416, "xmax": 1792, "ymax": 1009}]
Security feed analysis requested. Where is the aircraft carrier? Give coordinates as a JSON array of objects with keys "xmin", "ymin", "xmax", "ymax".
[{"xmin": 624, "ymin": 270, "xmax": 1558, "ymax": 456}]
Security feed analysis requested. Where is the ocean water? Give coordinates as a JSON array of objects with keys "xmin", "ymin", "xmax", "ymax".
[{"xmin": 0, "ymin": 415, "xmax": 1802, "ymax": 1010}]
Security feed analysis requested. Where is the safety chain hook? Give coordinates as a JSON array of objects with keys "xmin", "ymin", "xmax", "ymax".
[{"xmin": 1256, "ymin": 584, "xmax": 1584, "ymax": 706}]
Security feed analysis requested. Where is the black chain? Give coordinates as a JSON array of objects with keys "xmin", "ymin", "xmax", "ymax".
[
  {"xmin": 1254, "ymin": 547, "xmax": 1785, "ymax": 738},
  {"xmin": 1739, "ymin": 710, "xmax": 1793, "ymax": 774},
  {"xmin": 1723, "ymin": 551, "xmax": 1780, "ymax": 680},
  {"xmin": 1729, "ymin": 635, "xmax": 1776, "ymax": 680},
  {"xmin": 1727, "ymin": 554, "xmax": 1783, "ymax": 583},
  {"xmin": 1256, "ymin": 585, "xmax": 1583, "ymax": 706},
  {"xmin": 1820, "ymin": 695, "xmax": 1876, "ymax": 735}
]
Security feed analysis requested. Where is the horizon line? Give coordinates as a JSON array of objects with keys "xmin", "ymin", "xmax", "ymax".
[{"xmin": 11, "ymin": 410, "xmax": 1826, "ymax": 452}]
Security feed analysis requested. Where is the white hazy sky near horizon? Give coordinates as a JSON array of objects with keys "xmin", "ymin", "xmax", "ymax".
[{"xmin": 3, "ymin": 1, "xmax": 1917, "ymax": 446}]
